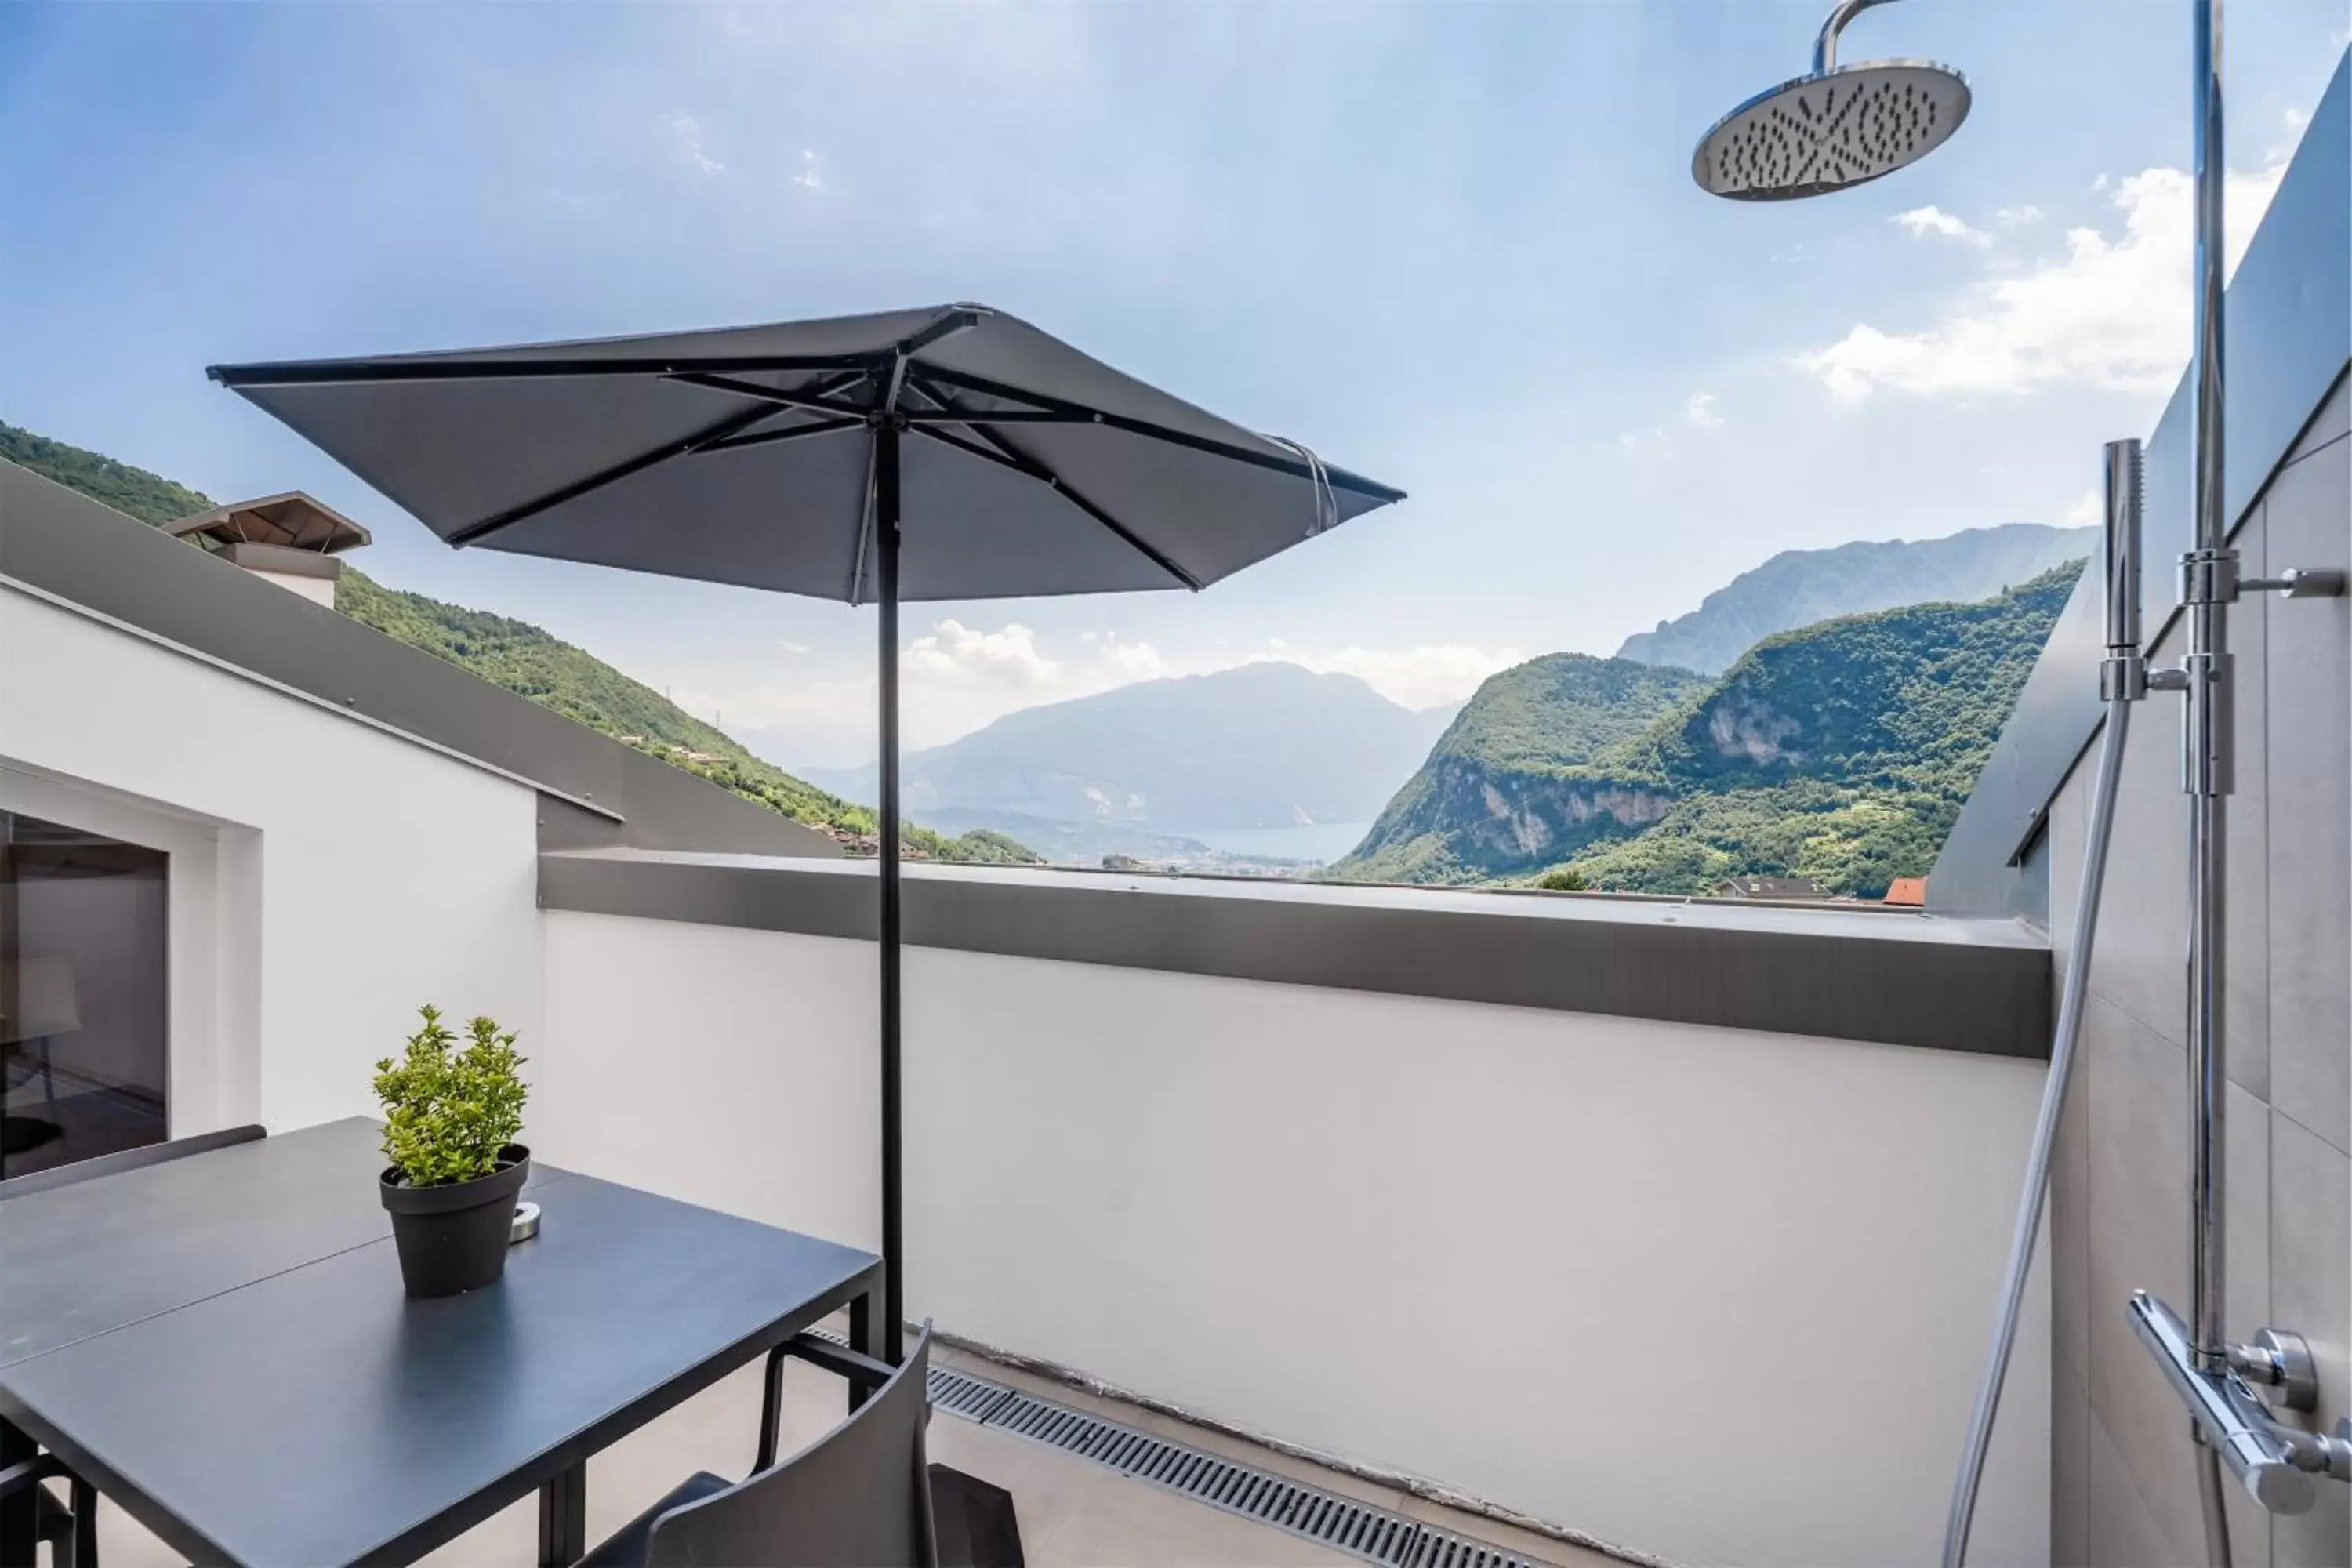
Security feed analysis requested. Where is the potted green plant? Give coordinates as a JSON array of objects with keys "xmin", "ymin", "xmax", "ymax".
[{"xmin": 374, "ymin": 1005, "xmax": 531, "ymax": 1298}]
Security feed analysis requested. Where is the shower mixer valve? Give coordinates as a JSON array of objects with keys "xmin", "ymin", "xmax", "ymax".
[{"xmin": 2130, "ymin": 1294, "xmax": 2352, "ymax": 1511}]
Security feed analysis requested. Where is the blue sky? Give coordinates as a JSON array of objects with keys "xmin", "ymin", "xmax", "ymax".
[{"xmin": 4, "ymin": 2, "xmax": 2344, "ymax": 764}]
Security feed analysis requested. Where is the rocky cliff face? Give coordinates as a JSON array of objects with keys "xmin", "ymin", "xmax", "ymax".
[{"xmin": 1330, "ymin": 653, "xmax": 1708, "ymax": 884}]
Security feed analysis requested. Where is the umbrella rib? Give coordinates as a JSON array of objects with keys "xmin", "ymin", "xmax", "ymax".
[
  {"xmin": 848, "ymin": 358, "xmax": 914, "ymax": 605},
  {"xmin": 897, "ymin": 307, "xmax": 989, "ymax": 356},
  {"xmin": 697, "ymin": 416, "xmax": 865, "ymax": 454},
  {"xmin": 904, "ymin": 411, "xmax": 1203, "ymax": 593},
  {"xmin": 849, "ymin": 426, "xmax": 880, "ymax": 606},
  {"xmin": 207, "ymin": 351, "xmax": 887, "ymax": 387},
  {"xmin": 914, "ymin": 364, "xmax": 1405, "ymax": 503},
  {"xmin": 446, "ymin": 401, "xmax": 787, "ymax": 547},
  {"xmin": 666, "ymin": 372, "xmax": 872, "ymax": 420}
]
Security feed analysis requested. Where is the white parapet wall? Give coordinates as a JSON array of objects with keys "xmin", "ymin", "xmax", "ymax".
[{"xmin": 540, "ymin": 907, "xmax": 2051, "ymax": 1568}]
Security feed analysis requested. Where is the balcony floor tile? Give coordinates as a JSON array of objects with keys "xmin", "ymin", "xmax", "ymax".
[{"xmin": 73, "ymin": 1341, "xmax": 1606, "ymax": 1568}]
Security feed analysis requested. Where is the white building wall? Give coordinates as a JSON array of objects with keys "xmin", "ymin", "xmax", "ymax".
[
  {"xmin": 0, "ymin": 583, "xmax": 543, "ymax": 1133},
  {"xmin": 542, "ymin": 908, "xmax": 2053, "ymax": 1568}
]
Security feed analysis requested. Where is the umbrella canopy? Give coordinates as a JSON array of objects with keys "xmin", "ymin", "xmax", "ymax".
[
  {"xmin": 209, "ymin": 303, "xmax": 1401, "ymax": 601},
  {"xmin": 210, "ymin": 303, "xmax": 1403, "ymax": 1363}
]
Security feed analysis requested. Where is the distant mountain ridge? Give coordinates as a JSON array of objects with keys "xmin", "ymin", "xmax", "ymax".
[
  {"xmin": 6, "ymin": 422, "xmax": 1034, "ymax": 866},
  {"xmin": 1615, "ymin": 523, "xmax": 2096, "ymax": 675},
  {"xmin": 795, "ymin": 662, "xmax": 1458, "ymax": 837},
  {"xmin": 1337, "ymin": 562, "xmax": 2083, "ymax": 895}
]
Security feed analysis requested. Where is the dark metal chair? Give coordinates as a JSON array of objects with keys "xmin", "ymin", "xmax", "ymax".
[
  {"xmin": 0, "ymin": 1123, "xmax": 264, "ymax": 1203},
  {"xmin": 582, "ymin": 1323, "xmax": 941, "ymax": 1568},
  {"xmin": 1, "ymin": 1123, "xmax": 266, "ymax": 1566}
]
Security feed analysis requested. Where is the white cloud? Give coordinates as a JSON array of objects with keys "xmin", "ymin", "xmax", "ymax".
[
  {"xmin": 791, "ymin": 150, "xmax": 821, "ymax": 191},
  {"xmin": 1994, "ymin": 204, "xmax": 2043, "ymax": 227},
  {"xmin": 1796, "ymin": 156, "xmax": 2288, "ymax": 404},
  {"xmin": 2268, "ymin": 105, "xmax": 2313, "ymax": 163},
  {"xmin": 1259, "ymin": 644, "xmax": 1522, "ymax": 710},
  {"xmin": 1685, "ymin": 391, "xmax": 1721, "ymax": 430},
  {"xmin": 2063, "ymin": 488, "xmax": 2101, "ymax": 524},
  {"xmin": 1893, "ymin": 205, "xmax": 1991, "ymax": 245},
  {"xmin": 666, "ymin": 114, "xmax": 724, "ymax": 175},
  {"xmin": 897, "ymin": 617, "xmax": 1172, "ymax": 710},
  {"xmin": 776, "ymin": 639, "xmax": 811, "ymax": 654}
]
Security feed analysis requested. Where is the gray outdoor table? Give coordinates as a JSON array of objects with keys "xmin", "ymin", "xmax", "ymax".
[{"xmin": 0, "ymin": 1118, "xmax": 885, "ymax": 1567}]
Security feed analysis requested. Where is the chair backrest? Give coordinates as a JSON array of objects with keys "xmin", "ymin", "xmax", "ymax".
[
  {"xmin": 648, "ymin": 1324, "xmax": 939, "ymax": 1568},
  {"xmin": 0, "ymin": 1124, "xmax": 266, "ymax": 1202}
]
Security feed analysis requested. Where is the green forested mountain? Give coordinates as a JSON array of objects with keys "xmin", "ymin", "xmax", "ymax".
[
  {"xmin": 1333, "ymin": 655, "xmax": 1714, "ymax": 884},
  {"xmin": 9, "ymin": 423, "xmax": 1036, "ymax": 865},
  {"xmin": 1615, "ymin": 523, "xmax": 2096, "ymax": 674},
  {"xmin": 1334, "ymin": 564, "xmax": 2082, "ymax": 896}
]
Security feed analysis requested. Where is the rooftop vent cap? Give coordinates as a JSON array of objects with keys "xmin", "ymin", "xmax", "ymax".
[{"xmin": 164, "ymin": 491, "xmax": 370, "ymax": 606}]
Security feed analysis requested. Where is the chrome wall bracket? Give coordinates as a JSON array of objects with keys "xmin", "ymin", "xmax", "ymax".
[
  {"xmin": 2229, "ymin": 1327, "xmax": 2320, "ymax": 1413},
  {"xmin": 2174, "ymin": 555, "xmax": 2345, "ymax": 605},
  {"xmin": 2132, "ymin": 1293, "xmax": 2352, "ymax": 1514},
  {"xmin": 2242, "ymin": 567, "xmax": 2348, "ymax": 599}
]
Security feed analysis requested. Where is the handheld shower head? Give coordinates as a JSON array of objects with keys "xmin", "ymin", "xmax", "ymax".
[{"xmin": 1692, "ymin": 0, "xmax": 1969, "ymax": 201}]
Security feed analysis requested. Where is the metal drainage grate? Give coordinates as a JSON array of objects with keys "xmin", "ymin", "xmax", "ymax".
[
  {"xmin": 926, "ymin": 1365, "xmax": 1019, "ymax": 1422},
  {"xmin": 931, "ymin": 1378, "xmax": 1553, "ymax": 1568},
  {"xmin": 1407, "ymin": 1525, "xmax": 1552, "ymax": 1568}
]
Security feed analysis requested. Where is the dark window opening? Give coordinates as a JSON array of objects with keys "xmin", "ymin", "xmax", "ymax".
[{"xmin": 2, "ymin": 810, "xmax": 169, "ymax": 1180}]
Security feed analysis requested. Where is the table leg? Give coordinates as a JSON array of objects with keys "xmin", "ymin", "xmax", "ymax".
[
  {"xmin": 536, "ymin": 1463, "xmax": 585, "ymax": 1568},
  {"xmin": 68, "ymin": 1479, "xmax": 96, "ymax": 1568},
  {"xmin": 1, "ymin": 1417, "xmax": 34, "ymax": 1568},
  {"xmin": 847, "ymin": 1279, "xmax": 887, "ymax": 1413},
  {"xmin": 755, "ymin": 1345, "xmax": 788, "ymax": 1472}
]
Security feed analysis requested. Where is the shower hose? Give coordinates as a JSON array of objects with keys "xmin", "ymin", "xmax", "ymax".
[{"xmin": 1940, "ymin": 695, "xmax": 2133, "ymax": 1568}]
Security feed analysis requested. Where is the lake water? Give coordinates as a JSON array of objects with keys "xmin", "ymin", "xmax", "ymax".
[{"xmin": 1177, "ymin": 822, "xmax": 1375, "ymax": 865}]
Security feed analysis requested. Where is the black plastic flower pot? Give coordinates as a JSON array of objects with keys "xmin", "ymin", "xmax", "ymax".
[{"xmin": 379, "ymin": 1145, "xmax": 530, "ymax": 1298}]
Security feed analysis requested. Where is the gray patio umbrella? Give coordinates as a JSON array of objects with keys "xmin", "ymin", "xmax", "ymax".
[{"xmin": 209, "ymin": 303, "xmax": 1404, "ymax": 1359}]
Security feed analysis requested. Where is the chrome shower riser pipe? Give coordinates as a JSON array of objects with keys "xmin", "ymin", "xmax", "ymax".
[
  {"xmin": 2185, "ymin": 3, "xmax": 2234, "ymax": 1557},
  {"xmin": 2129, "ymin": 2, "xmax": 2352, "ymax": 1556}
]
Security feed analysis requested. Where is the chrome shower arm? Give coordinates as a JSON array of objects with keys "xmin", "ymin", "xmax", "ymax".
[{"xmin": 1814, "ymin": 0, "xmax": 1904, "ymax": 71}]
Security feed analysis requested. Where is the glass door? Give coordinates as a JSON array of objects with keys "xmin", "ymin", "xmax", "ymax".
[{"xmin": 1, "ymin": 810, "xmax": 169, "ymax": 1179}]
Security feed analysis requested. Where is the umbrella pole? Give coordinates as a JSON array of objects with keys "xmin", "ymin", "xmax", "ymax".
[{"xmin": 875, "ymin": 417, "xmax": 905, "ymax": 1369}]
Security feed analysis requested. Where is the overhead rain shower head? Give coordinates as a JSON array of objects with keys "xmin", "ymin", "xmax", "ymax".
[{"xmin": 1692, "ymin": 0, "xmax": 1969, "ymax": 201}]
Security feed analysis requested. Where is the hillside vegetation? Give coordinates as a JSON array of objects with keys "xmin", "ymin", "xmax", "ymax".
[
  {"xmin": 2, "ymin": 421, "xmax": 214, "ymax": 524},
  {"xmin": 8, "ymin": 422, "xmax": 1035, "ymax": 865},
  {"xmin": 1336, "ymin": 564, "xmax": 2081, "ymax": 896}
]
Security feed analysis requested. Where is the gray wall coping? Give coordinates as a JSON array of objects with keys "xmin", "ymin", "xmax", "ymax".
[{"xmin": 541, "ymin": 847, "xmax": 2053, "ymax": 1061}]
